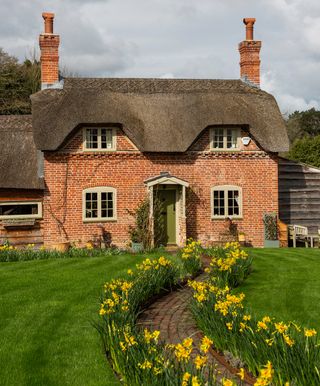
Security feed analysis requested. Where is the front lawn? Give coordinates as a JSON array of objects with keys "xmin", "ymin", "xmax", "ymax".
[
  {"xmin": 239, "ymin": 248, "xmax": 320, "ymax": 328},
  {"xmin": 0, "ymin": 251, "xmax": 168, "ymax": 386}
]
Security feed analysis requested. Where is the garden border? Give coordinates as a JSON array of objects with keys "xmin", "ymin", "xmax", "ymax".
[{"xmin": 137, "ymin": 268, "xmax": 256, "ymax": 385}]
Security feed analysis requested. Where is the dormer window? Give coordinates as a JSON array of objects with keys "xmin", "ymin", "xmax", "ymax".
[
  {"xmin": 210, "ymin": 127, "xmax": 240, "ymax": 151},
  {"xmin": 83, "ymin": 127, "xmax": 116, "ymax": 151}
]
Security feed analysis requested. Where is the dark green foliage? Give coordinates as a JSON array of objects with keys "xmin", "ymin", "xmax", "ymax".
[
  {"xmin": 128, "ymin": 196, "xmax": 164, "ymax": 250},
  {"xmin": 0, "ymin": 48, "xmax": 40, "ymax": 114},
  {"xmin": 287, "ymin": 135, "xmax": 320, "ymax": 168},
  {"xmin": 263, "ymin": 213, "xmax": 278, "ymax": 240},
  {"xmin": 286, "ymin": 108, "xmax": 320, "ymax": 143}
]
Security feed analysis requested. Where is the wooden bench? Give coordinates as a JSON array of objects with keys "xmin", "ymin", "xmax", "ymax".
[
  {"xmin": 289, "ymin": 225, "xmax": 319, "ymax": 248},
  {"xmin": 289, "ymin": 225, "xmax": 308, "ymax": 248}
]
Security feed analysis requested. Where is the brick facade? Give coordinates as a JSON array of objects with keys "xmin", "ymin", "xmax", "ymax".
[{"xmin": 43, "ymin": 127, "xmax": 278, "ymax": 248}]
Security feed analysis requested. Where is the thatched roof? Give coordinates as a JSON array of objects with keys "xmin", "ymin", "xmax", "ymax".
[
  {"xmin": 31, "ymin": 78, "xmax": 289, "ymax": 153},
  {"xmin": 0, "ymin": 115, "xmax": 43, "ymax": 190}
]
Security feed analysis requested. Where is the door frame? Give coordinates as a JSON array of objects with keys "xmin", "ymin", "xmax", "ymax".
[{"xmin": 144, "ymin": 174, "xmax": 189, "ymax": 247}]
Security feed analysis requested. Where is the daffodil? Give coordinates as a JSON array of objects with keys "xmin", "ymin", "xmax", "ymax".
[
  {"xmin": 305, "ymin": 328, "xmax": 317, "ymax": 337},
  {"xmin": 200, "ymin": 336, "xmax": 213, "ymax": 353},
  {"xmin": 194, "ymin": 355, "xmax": 207, "ymax": 369}
]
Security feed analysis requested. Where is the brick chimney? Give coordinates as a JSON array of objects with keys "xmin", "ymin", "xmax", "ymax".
[
  {"xmin": 39, "ymin": 12, "xmax": 60, "ymax": 89},
  {"xmin": 238, "ymin": 18, "xmax": 261, "ymax": 87}
]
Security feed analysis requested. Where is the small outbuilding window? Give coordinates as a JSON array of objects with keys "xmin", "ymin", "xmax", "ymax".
[
  {"xmin": 0, "ymin": 201, "xmax": 42, "ymax": 219},
  {"xmin": 210, "ymin": 127, "xmax": 240, "ymax": 150},
  {"xmin": 83, "ymin": 187, "xmax": 117, "ymax": 222},
  {"xmin": 83, "ymin": 128, "xmax": 116, "ymax": 151},
  {"xmin": 211, "ymin": 185, "xmax": 242, "ymax": 219}
]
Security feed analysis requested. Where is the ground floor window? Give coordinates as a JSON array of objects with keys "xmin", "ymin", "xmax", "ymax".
[
  {"xmin": 211, "ymin": 185, "xmax": 242, "ymax": 218},
  {"xmin": 0, "ymin": 201, "xmax": 42, "ymax": 219},
  {"xmin": 83, "ymin": 187, "xmax": 117, "ymax": 222}
]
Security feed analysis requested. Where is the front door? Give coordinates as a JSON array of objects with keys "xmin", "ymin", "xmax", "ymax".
[{"xmin": 158, "ymin": 190, "xmax": 176, "ymax": 245}]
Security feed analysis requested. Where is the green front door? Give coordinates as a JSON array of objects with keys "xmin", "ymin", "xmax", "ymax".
[{"xmin": 158, "ymin": 190, "xmax": 176, "ymax": 245}]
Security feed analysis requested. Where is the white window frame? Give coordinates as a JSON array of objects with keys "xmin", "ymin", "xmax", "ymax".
[
  {"xmin": 210, "ymin": 127, "xmax": 240, "ymax": 151},
  {"xmin": 0, "ymin": 201, "xmax": 42, "ymax": 220},
  {"xmin": 83, "ymin": 127, "xmax": 117, "ymax": 151},
  {"xmin": 82, "ymin": 187, "xmax": 117, "ymax": 222},
  {"xmin": 211, "ymin": 185, "xmax": 242, "ymax": 219}
]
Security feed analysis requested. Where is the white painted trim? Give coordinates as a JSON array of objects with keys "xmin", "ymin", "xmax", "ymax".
[
  {"xmin": 210, "ymin": 127, "xmax": 241, "ymax": 151},
  {"xmin": 82, "ymin": 127, "xmax": 117, "ymax": 152},
  {"xmin": 211, "ymin": 185, "xmax": 243, "ymax": 219},
  {"xmin": 0, "ymin": 201, "xmax": 42, "ymax": 220},
  {"xmin": 82, "ymin": 187, "xmax": 117, "ymax": 222},
  {"xmin": 146, "ymin": 176, "xmax": 189, "ymax": 188}
]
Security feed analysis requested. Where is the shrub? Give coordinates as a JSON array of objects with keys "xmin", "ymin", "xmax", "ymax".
[
  {"xmin": 128, "ymin": 196, "xmax": 164, "ymax": 250},
  {"xmin": 287, "ymin": 135, "xmax": 320, "ymax": 168},
  {"xmin": 263, "ymin": 213, "xmax": 278, "ymax": 241}
]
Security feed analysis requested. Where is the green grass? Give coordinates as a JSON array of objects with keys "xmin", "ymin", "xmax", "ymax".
[
  {"xmin": 238, "ymin": 248, "xmax": 320, "ymax": 329},
  {"xmin": 0, "ymin": 251, "xmax": 169, "ymax": 386}
]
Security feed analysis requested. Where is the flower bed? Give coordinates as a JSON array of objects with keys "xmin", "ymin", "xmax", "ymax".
[
  {"xmin": 0, "ymin": 243, "xmax": 123, "ymax": 262},
  {"xmin": 97, "ymin": 242, "xmax": 248, "ymax": 386},
  {"xmin": 189, "ymin": 242, "xmax": 320, "ymax": 385},
  {"xmin": 98, "ymin": 253, "xmax": 217, "ymax": 385}
]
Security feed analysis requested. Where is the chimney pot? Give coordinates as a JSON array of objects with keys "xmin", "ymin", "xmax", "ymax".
[
  {"xmin": 243, "ymin": 18, "xmax": 256, "ymax": 40},
  {"xmin": 42, "ymin": 12, "xmax": 55, "ymax": 34},
  {"xmin": 39, "ymin": 12, "xmax": 60, "ymax": 88},
  {"xmin": 239, "ymin": 18, "xmax": 261, "ymax": 87}
]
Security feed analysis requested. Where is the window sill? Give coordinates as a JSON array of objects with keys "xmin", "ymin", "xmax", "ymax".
[
  {"xmin": 210, "ymin": 149, "xmax": 241, "ymax": 152},
  {"xmin": 2, "ymin": 219, "xmax": 37, "ymax": 228},
  {"xmin": 82, "ymin": 149, "xmax": 117, "ymax": 153},
  {"xmin": 211, "ymin": 216, "xmax": 243, "ymax": 220},
  {"xmin": 83, "ymin": 218, "xmax": 117, "ymax": 223}
]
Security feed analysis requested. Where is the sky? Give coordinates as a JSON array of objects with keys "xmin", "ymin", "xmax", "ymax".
[{"xmin": 1, "ymin": 0, "xmax": 320, "ymax": 114}]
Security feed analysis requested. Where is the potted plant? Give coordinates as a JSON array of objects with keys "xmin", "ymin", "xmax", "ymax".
[
  {"xmin": 263, "ymin": 213, "xmax": 280, "ymax": 248},
  {"xmin": 128, "ymin": 227, "xmax": 144, "ymax": 252},
  {"xmin": 238, "ymin": 231, "xmax": 246, "ymax": 243}
]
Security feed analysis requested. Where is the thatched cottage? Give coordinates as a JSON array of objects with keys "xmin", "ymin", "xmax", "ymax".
[{"xmin": 0, "ymin": 14, "xmax": 290, "ymax": 248}]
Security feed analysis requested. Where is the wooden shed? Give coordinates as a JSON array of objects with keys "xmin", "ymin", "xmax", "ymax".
[
  {"xmin": 279, "ymin": 157, "xmax": 320, "ymax": 234},
  {"xmin": 0, "ymin": 116, "xmax": 44, "ymax": 247}
]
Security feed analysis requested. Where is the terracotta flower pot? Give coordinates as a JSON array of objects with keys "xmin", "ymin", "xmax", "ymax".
[{"xmin": 50, "ymin": 241, "xmax": 70, "ymax": 252}]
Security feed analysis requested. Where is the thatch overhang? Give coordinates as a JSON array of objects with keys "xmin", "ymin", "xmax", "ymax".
[
  {"xmin": 0, "ymin": 115, "xmax": 44, "ymax": 190},
  {"xmin": 31, "ymin": 78, "xmax": 289, "ymax": 153}
]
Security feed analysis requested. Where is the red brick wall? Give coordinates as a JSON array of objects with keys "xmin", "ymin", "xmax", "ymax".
[
  {"xmin": 43, "ymin": 127, "xmax": 278, "ymax": 247},
  {"xmin": 0, "ymin": 189, "xmax": 44, "ymax": 247}
]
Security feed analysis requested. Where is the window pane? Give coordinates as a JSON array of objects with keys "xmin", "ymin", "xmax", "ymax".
[
  {"xmin": 213, "ymin": 128, "xmax": 224, "ymax": 149},
  {"xmin": 227, "ymin": 190, "xmax": 240, "ymax": 216},
  {"xmin": 226, "ymin": 129, "xmax": 238, "ymax": 149},
  {"xmin": 101, "ymin": 129, "xmax": 113, "ymax": 149},
  {"xmin": 85, "ymin": 192, "xmax": 98, "ymax": 218},
  {"xmin": 0, "ymin": 203, "xmax": 39, "ymax": 217},
  {"xmin": 213, "ymin": 190, "xmax": 225, "ymax": 216},
  {"xmin": 101, "ymin": 191, "xmax": 114, "ymax": 218},
  {"xmin": 86, "ymin": 128, "xmax": 98, "ymax": 149}
]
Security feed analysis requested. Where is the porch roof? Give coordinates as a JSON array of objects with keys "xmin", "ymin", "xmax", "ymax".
[{"xmin": 144, "ymin": 172, "xmax": 189, "ymax": 187}]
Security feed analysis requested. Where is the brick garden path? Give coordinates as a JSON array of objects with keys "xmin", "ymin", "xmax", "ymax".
[{"xmin": 138, "ymin": 273, "xmax": 254, "ymax": 385}]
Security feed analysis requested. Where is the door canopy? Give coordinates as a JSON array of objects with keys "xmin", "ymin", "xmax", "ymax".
[{"xmin": 144, "ymin": 172, "xmax": 189, "ymax": 188}]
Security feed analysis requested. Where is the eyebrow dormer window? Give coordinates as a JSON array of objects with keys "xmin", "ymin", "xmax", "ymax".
[
  {"xmin": 83, "ymin": 128, "xmax": 116, "ymax": 151},
  {"xmin": 211, "ymin": 128, "xmax": 240, "ymax": 150}
]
